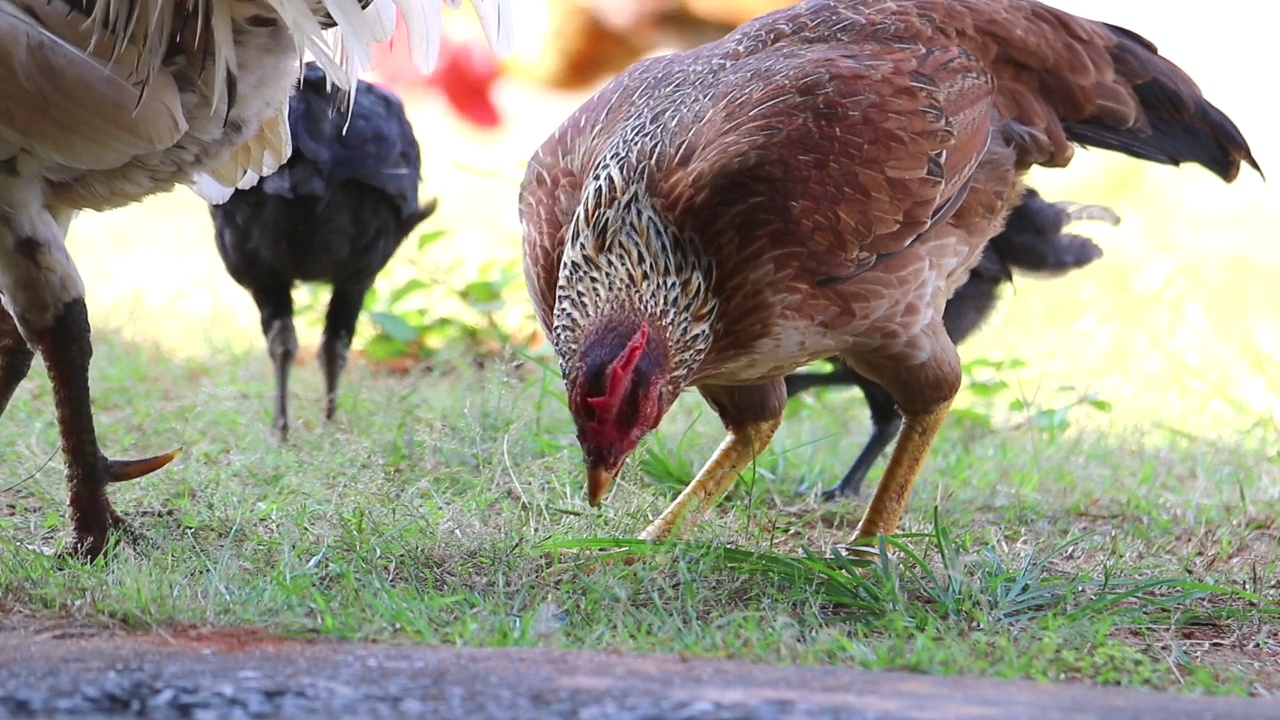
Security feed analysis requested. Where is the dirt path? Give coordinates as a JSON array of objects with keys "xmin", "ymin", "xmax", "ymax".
[{"xmin": 1, "ymin": 621, "xmax": 1273, "ymax": 719}]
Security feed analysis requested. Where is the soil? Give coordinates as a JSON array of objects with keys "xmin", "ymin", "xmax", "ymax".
[{"xmin": 1, "ymin": 618, "xmax": 1275, "ymax": 719}]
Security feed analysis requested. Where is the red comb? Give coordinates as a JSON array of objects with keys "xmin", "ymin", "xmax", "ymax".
[{"xmin": 585, "ymin": 324, "xmax": 650, "ymax": 428}]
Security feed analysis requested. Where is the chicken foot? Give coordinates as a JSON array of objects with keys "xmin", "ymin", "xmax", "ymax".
[
  {"xmin": 33, "ymin": 299, "xmax": 180, "ymax": 559},
  {"xmin": 0, "ymin": 304, "xmax": 33, "ymax": 416}
]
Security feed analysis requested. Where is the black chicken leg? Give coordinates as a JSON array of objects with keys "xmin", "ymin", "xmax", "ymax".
[
  {"xmin": 785, "ymin": 370, "xmax": 902, "ymax": 499},
  {"xmin": 0, "ymin": 304, "xmax": 33, "ymax": 416},
  {"xmin": 31, "ymin": 300, "xmax": 179, "ymax": 559},
  {"xmin": 319, "ymin": 283, "xmax": 368, "ymax": 423},
  {"xmin": 252, "ymin": 284, "xmax": 297, "ymax": 442}
]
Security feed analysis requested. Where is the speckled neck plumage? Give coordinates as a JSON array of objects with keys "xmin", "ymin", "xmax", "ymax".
[{"xmin": 551, "ymin": 148, "xmax": 718, "ymax": 392}]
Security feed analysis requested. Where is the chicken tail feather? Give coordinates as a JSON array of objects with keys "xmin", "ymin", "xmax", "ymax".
[{"xmin": 1063, "ymin": 24, "xmax": 1260, "ymax": 182}]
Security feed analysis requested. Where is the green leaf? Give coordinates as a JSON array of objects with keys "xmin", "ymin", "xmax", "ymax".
[
  {"xmin": 1085, "ymin": 396, "xmax": 1113, "ymax": 413},
  {"xmin": 417, "ymin": 229, "xmax": 448, "ymax": 250},
  {"xmin": 386, "ymin": 279, "xmax": 431, "ymax": 306},
  {"xmin": 968, "ymin": 379, "xmax": 1009, "ymax": 398},
  {"xmin": 458, "ymin": 278, "xmax": 501, "ymax": 302},
  {"xmin": 1033, "ymin": 407, "xmax": 1072, "ymax": 433},
  {"xmin": 362, "ymin": 334, "xmax": 408, "ymax": 361},
  {"xmin": 948, "ymin": 408, "xmax": 993, "ymax": 430},
  {"xmin": 369, "ymin": 312, "xmax": 420, "ymax": 343}
]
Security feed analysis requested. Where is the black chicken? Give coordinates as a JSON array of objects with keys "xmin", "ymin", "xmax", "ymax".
[
  {"xmin": 210, "ymin": 64, "xmax": 437, "ymax": 440},
  {"xmin": 784, "ymin": 188, "xmax": 1119, "ymax": 499}
]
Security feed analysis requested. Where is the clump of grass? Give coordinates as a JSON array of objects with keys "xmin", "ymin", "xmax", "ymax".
[{"xmin": 545, "ymin": 509, "xmax": 1271, "ymax": 630}]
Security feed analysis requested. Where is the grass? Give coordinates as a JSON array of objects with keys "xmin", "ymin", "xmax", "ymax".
[
  {"xmin": 2, "ymin": 41, "xmax": 1279, "ymax": 697},
  {"xmin": 0, "ymin": 331, "xmax": 1276, "ymax": 696}
]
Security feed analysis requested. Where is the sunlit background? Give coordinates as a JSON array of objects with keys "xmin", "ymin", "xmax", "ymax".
[{"xmin": 66, "ymin": 0, "xmax": 1276, "ymax": 441}]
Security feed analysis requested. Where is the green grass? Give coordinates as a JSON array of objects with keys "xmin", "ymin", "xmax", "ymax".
[{"xmin": 0, "ymin": 332, "xmax": 1275, "ymax": 695}]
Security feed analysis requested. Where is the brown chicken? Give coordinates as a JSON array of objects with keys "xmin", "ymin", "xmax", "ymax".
[{"xmin": 520, "ymin": 0, "xmax": 1258, "ymax": 551}]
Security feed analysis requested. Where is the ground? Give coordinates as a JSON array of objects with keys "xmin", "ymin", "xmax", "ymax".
[{"xmin": 2, "ymin": 617, "xmax": 1275, "ymax": 719}]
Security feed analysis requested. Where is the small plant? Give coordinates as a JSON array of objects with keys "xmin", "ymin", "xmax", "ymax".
[
  {"xmin": 953, "ymin": 357, "xmax": 1113, "ymax": 437},
  {"xmin": 297, "ymin": 228, "xmax": 545, "ymax": 371}
]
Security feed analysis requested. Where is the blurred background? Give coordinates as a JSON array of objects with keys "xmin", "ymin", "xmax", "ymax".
[{"xmin": 67, "ymin": 0, "xmax": 1276, "ymax": 439}]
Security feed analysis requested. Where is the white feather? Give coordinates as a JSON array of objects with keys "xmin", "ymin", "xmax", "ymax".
[
  {"xmin": 190, "ymin": 173, "xmax": 236, "ymax": 204},
  {"xmin": 299, "ymin": 0, "xmax": 515, "ymax": 87},
  {"xmin": 390, "ymin": 0, "xmax": 444, "ymax": 74},
  {"xmin": 8, "ymin": 0, "xmax": 516, "ymax": 201},
  {"xmin": 366, "ymin": 0, "xmax": 396, "ymax": 43},
  {"xmin": 320, "ymin": 0, "xmax": 376, "ymax": 71},
  {"xmin": 468, "ymin": 0, "xmax": 513, "ymax": 57}
]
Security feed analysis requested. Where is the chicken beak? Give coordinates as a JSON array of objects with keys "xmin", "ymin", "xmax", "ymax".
[{"xmin": 587, "ymin": 467, "xmax": 615, "ymax": 507}]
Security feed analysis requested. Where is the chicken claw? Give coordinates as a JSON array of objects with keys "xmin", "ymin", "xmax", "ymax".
[{"xmin": 1059, "ymin": 202, "xmax": 1121, "ymax": 226}]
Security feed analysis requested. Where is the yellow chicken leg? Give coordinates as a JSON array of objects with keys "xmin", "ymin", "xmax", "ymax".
[
  {"xmin": 639, "ymin": 417, "xmax": 781, "ymax": 542},
  {"xmin": 845, "ymin": 399, "xmax": 952, "ymax": 554}
]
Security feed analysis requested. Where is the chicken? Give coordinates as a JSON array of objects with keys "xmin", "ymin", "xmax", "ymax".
[
  {"xmin": 520, "ymin": 0, "xmax": 1258, "ymax": 552},
  {"xmin": 210, "ymin": 63, "xmax": 436, "ymax": 441},
  {"xmin": 0, "ymin": 0, "xmax": 512, "ymax": 558},
  {"xmin": 785, "ymin": 187, "xmax": 1120, "ymax": 500}
]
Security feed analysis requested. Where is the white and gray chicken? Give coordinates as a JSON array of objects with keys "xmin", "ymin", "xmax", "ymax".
[{"xmin": 0, "ymin": 0, "xmax": 512, "ymax": 558}]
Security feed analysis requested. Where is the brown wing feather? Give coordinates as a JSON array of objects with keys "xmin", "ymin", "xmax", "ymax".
[
  {"xmin": 918, "ymin": 0, "xmax": 1256, "ymax": 177},
  {"xmin": 521, "ymin": 0, "xmax": 1257, "ymax": 384},
  {"xmin": 643, "ymin": 36, "xmax": 996, "ymax": 356},
  {"xmin": 660, "ymin": 41, "xmax": 993, "ymax": 254}
]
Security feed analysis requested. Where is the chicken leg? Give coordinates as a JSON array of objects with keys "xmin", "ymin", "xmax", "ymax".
[
  {"xmin": 842, "ymin": 326, "xmax": 961, "ymax": 555},
  {"xmin": 251, "ymin": 284, "xmax": 297, "ymax": 441},
  {"xmin": 319, "ymin": 283, "xmax": 369, "ymax": 423},
  {"xmin": 1, "ymin": 188, "xmax": 179, "ymax": 559},
  {"xmin": 0, "ymin": 304, "xmax": 33, "ymax": 416},
  {"xmin": 32, "ymin": 299, "xmax": 180, "ymax": 558},
  {"xmin": 849, "ymin": 401, "xmax": 951, "ymax": 544},
  {"xmin": 640, "ymin": 381, "xmax": 785, "ymax": 542}
]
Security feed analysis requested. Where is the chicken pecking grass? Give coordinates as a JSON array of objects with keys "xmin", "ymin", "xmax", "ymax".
[{"xmin": 520, "ymin": 0, "xmax": 1259, "ymax": 558}]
